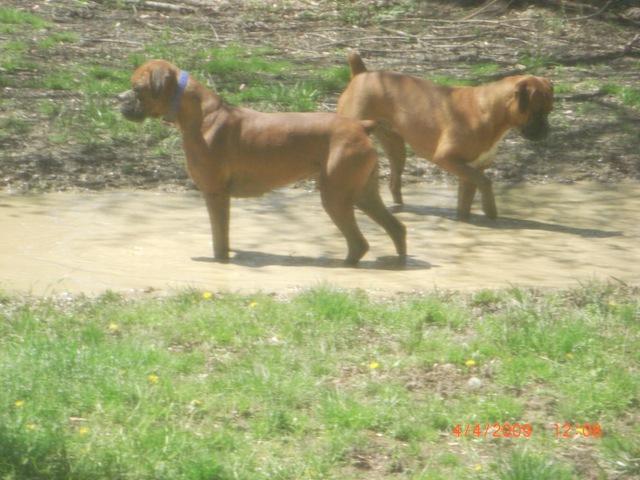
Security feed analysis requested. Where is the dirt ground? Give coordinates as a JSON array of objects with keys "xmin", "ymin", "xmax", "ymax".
[
  {"xmin": 1, "ymin": 0, "xmax": 639, "ymax": 193},
  {"xmin": 2, "ymin": 182, "xmax": 638, "ymax": 295}
]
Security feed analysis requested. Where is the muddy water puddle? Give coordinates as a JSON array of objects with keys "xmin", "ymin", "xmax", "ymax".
[{"xmin": 0, "ymin": 183, "xmax": 638, "ymax": 295}]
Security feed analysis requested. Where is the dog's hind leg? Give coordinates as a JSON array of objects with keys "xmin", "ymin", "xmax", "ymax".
[
  {"xmin": 320, "ymin": 187, "xmax": 369, "ymax": 265},
  {"xmin": 356, "ymin": 169, "xmax": 407, "ymax": 258},
  {"xmin": 375, "ymin": 127, "xmax": 406, "ymax": 205},
  {"xmin": 319, "ymin": 153, "xmax": 373, "ymax": 265}
]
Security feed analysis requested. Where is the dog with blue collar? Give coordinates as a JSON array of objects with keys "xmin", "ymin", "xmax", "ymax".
[{"xmin": 118, "ymin": 59, "xmax": 406, "ymax": 265}]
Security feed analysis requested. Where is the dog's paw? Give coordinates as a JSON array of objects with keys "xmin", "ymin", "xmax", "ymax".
[
  {"xmin": 482, "ymin": 208, "xmax": 498, "ymax": 220},
  {"xmin": 456, "ymin": 210, "xmax": 472, "ymax": 222},
  {"xmin": 213, "ymin": 252, "xmax": 231, "ymax": 263},
  {"xmin": 481, "ymin": 199, "xmax": 498, "ymax": 220}
]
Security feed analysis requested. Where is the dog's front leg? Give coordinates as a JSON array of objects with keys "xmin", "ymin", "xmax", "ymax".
[
  {"xmin": 477, "ymin": 171, "xmax": 497, "ymax": 220},
  {"xmin": 203, "ymin": 192, "xmax": 230, "ymax": 261},
  {"xmin": 434, "ymin": 155, "xmax": 497, "ymax": 220},
  {"xmin": 457, "ymin": 180, "xmax": 477, "ymax": 221}
]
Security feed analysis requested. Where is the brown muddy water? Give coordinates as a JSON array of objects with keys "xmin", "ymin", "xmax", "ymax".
[{"xmin": 0, "ymin": 183, "xmax": 638, "ymax": 295}]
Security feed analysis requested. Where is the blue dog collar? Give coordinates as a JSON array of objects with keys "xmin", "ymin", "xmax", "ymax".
[{"xmin": 166, "ymin": 70, "xmax": 189, "ymax": 121}]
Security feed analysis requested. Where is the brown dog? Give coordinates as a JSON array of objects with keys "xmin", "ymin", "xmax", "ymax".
[
  {"xmin": 337, "ymin": 52, "xmax": 554, "ymax": 220},
  {"xmin": 118, "ymin": 60, "xmax": 406, "ymax": 265}
]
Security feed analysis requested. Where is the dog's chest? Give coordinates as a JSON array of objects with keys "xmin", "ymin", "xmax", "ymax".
[
  {"xmin": 469, "ymin": 142, "xmax": 499, "ymax": 169},
  {"xmin": 468, "ymin": 131, "xmax": 507, "ymax": 169}
]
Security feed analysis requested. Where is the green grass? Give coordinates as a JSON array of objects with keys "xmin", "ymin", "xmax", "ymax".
[
  {"xmin": 0, "ymin": 40, "xmax": 34, "ymax": 75},
  {"xmin": 497, "ymin": 448, "xmax": 574, "ymax": 480},
  {"xmin": 552, "ymin": 82, "xmax": 573, "ymax": 94},
  {"xmin": 602, "ymin": 83, "xmax": 640, "ymax": 109},
  {"xmin": 132, "ymin": 43, "xmax": 351, "ymax": 111},
  {"xmin": 0, "ymin": 116, "xmax": 32, "ymax": 140},
  {"xmin": 0, "ymin": 6, "xmax": 49, "ymax": 33},
  {"xmin": 567, "ymin": 79, "xmax": 640, "ymax": 110},
  {"xmin": 334, "ymin": 0, "xmax": 420, "ymax": 26},
  {"xmin": 517, "ymin": 53, "xmax": 557, "ymax": 72},
  {"xmin": 37, "ymin": 31, "xmax": 80, "ymax": 50},
  {"xmin": 1, "ymin": 284, "xmax": 638, "ymax": 479},
  {"xmin": 602, "ymin": 434, "xmax": 640, "ymax": 477},
  {"xmin": 429, "ymin": 75, "xmax": 474, "ymax": 87},
  {"xmin": 9, "ymin": 41, "xmax": 350, "ymax": 153},
  {"xmin": 470, "ymin": 62, "xmax": 500, "ymax": 77},
  {"xmin": 228, "ymin": 82, "xmax": 320, "ymax": 112}
]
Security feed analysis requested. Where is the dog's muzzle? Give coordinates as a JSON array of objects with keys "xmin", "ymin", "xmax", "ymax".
[
  {"xmin": 520, "ymin": 114, "xmax": 550, "ymax": 142},
  {"xmin": 118, "ymin": 90, "xmax": 146, "ymax": 122}
]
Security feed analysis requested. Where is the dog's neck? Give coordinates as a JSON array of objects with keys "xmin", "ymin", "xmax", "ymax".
[
  {"xmin": 174, "ymin": 78, "xmax": 224, "ymax": 134},
  {"xmin": 473, "ymin": 79, "xmax": 521, "ymax": 137},
  {"xmin": 163, "ymin": 70, "xmax": 189, "ymax": 123}
]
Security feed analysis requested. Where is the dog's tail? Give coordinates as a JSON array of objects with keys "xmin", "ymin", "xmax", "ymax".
[
  {"xmin": 347, "ymin": 51, "xmax": 367, "ymax": 78},
  {"xmin": 359, "ymin": 119, "xmax": 377, "ymax": 134}
]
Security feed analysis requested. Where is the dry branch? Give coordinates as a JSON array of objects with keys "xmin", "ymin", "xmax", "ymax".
[
  {"xmin": 564, "ymin": 0, "xmax": 615, "ymax": 21},
  {"xmin": 179, "ymin": 0, "xmax": 219, "ymax": 8},
  {"xmin": 124, "ymin": 0, "xmax": 196, "ymax": 14},
  {"xmin": 462, "ymin": 0, "xmax": 511, "ymax": 21}
]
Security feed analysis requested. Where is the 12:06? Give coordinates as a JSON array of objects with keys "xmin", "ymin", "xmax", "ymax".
[{"xmin": 553, "ymin": 422, "xmax": 602, "ymax": 438}]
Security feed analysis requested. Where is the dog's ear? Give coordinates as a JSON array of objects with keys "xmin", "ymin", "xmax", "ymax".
[
  {"xmin": 150, "ymin": 66, "xmax": 176, "ymax": 99},
  {"xmin": 515, "ymin": 80, "xmax": 530, "ymax": 114}
]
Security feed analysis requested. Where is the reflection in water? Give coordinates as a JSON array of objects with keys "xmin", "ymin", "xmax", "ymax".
[{"xmin": 0, "ymin": 182, "xmax": 638, "ymax": 294}]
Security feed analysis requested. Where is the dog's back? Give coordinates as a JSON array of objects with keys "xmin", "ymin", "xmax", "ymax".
[{"xmin": 338, "ymin": 55, "xmax": 445, "ymax": 153}]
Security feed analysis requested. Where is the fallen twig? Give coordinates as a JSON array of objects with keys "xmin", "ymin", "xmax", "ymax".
[
  {"xmin": 623, "ymin": 34, "xmax": 640, "ymax": 53},
  {"xmin": 564, "ymin": 0, "xmax": 615, "ymax": 21},
  {"xmin": 84, "ymin": 38, "xmax": 144, "ymax": 46},
  {"xmin": 179, "ymin": 0, "xmax": 219, "ymax": 8},
  {"xmin": 462, "ymin": 0, "xmax": 512, "ymax": 21},
  {"xmin": 124, "ymin": 0, "xmax": 196, "ymax": 14},
  {"xmin": 315, "ymin": 36, "xmax": 411, "ymax": 49}
]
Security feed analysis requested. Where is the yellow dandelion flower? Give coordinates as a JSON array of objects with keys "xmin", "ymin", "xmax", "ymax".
[
  {"xmin": 14, "ymin": 400, "xmax": 25, "ymax": 408},
  {"xmin": 565, "ymin": 353, "xmax": 574, "ymax": 360},
  {"xmin": 108, "ymin": 322, "xmax": 119, "ymax": 332},
  {"xmin": 147, "ymin": 374, "xmax": 160, "ymax": 384},
  {"xmin": 190, "ymin": 399, "xmax": 203, "ymax": 407},
  {"xmin": 369, "ymin": 361, "xmax": 380, "ymax": 370},
  {"xmin": 474, "ymin": 464, "xmax": 483, "ymax": 472},
  {"xmin": 465, "ymin": 359, "xmax": 476, "ymax": 367},
  {"xmin": 26, "ymin": 423, "xmax": 37, "ymax": 431},
  {"xmin": 202, "ymin": 291, "xmax": 213, "ymax": 300},
  {"xmin": 248, "ymin": 301, "xmax": 258, "ymax": 308},
  {"xmin": 78, "ymin": 427, "xmax": 90, "ymax": 436}
]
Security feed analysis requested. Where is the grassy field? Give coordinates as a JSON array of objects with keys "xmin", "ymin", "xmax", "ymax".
[{"xmin": 1, "ymin": 284, "xmax": 639, "ymax": 479}]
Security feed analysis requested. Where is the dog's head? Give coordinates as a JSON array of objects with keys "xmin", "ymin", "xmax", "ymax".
[
  {"xmin": 510, "ymin": 76, "xmax": 554, "ymax": 141},
  {"xmin": 118, "ymin": 60, "xmax": 181, "ymax": 122}
]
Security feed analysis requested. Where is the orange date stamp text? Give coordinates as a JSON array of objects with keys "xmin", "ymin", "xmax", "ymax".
[{"xmin": 451, "ymin": 422, "xmax": 602, "ymax": 439}]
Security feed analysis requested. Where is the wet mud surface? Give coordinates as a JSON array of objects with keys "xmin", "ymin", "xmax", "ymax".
[{"xmin": 1, "ymin": 183, "xmax": 638, "ymax": 295}]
